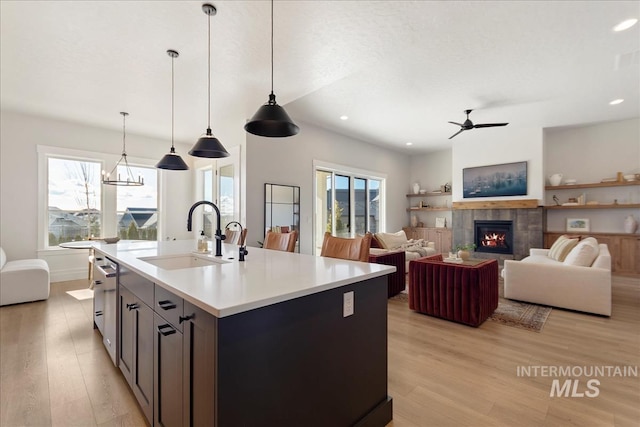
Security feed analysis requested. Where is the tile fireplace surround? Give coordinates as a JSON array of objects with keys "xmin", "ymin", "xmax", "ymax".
[{"xmin": 452, "ymin": 207, "xmax": 543, "ymax": 262}]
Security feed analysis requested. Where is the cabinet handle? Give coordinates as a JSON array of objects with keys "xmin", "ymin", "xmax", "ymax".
[
  {"xmin": 179, "ymin": 314, "xmax": 194, "ymax": 324},
  {"xmin": 126, "ymin": 303, "xmax": 139, "ymax": 311},
  {"xmin": 94, "ymin": 280, "xmax": 102, "ymax": 286},
  {"xmin": 95, "ymin": 257, "xmax": 103, "ymax": 262},
  {"xmin": 157, "ymin": 324, "xmax": 176, "ymax": 336},
  {"xmin": 157, "ymin": 300, "xmax": 177, "ymax": 310},
  {"xmin": 95, "ymin": 311, "xmax": 103, "ymax": 316}
]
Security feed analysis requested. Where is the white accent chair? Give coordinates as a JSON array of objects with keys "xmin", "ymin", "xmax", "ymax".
[{"xmin": 0, "ymin": 247, "xmax": 50, "ymax": 306}]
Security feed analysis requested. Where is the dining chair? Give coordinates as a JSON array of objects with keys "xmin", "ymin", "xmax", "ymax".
[
  {"xmin": 263, "ymin": 230, "xmax": 298, "ymax": 252},
  {"xmin": 225, "ymin": 227, "xmax": 248, "ymax": 246},
  {"xmin": 320, "ymin": 232, "xmax": 372, "ymax": 262}
]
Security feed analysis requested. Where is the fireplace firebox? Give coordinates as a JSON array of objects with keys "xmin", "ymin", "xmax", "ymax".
[{"xmin": 474, "ymin": 220, "xmax": 513, "ymax": 254}]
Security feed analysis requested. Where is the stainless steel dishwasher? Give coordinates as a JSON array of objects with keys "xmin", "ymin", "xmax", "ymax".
[{"xmin": 93, "ymin": 255, "xmax": 118, "ymax": 365}]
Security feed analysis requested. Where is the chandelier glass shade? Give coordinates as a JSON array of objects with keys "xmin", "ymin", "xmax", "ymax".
[
  {"xmin": 157, "ymin": 49, "xmax": 189, "ymax": 170},
  {"xmin": 244, "ymin": 0, "xmax": 299, "ymax": 138},
  {"xmin": 189, "ymin": 3, "xmax": 229, "ymax": 158},
  {"xmin": 102, "ymin": 112, "xmax": 144, "ymax": 186}
]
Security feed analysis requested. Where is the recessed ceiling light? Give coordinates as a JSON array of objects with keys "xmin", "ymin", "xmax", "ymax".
[
  {"xmin": 406, "ymin": 142, "xmax": 413, "ymax": 146},
  {"xmin": 613, "ymin": 18, "xmax": 638, "ymax": 32},
  {"xmin": 609, "ymin": 99, "xmax": 624, "ymax": 105},
  {"xmin": 340, "ymin": 115, "xmax": 348, "ymax": 120}
]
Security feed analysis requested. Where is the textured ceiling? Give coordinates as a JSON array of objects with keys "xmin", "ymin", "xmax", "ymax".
[{"xmin": 1, "ymin": 1, "xmax": 638, "ymax": 153}]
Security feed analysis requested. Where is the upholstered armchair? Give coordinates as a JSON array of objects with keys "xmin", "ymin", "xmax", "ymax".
[{"xmin": 0, "ymin": 247, "xmax": 50, "ymax": 306}]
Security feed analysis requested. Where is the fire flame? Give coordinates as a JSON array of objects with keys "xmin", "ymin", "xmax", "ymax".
[{"xmin": 482, "ymin": 232, "xmax": 506, "ymax": 247}]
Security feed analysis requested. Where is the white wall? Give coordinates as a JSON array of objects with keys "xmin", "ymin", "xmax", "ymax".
[
  {"xmin": 544, "ymin": 118, "xmax": 640, "ymax": 233},
  {"xmin": 246, "ymin": 121, "xmax": 410, "ymax": 254},
  {"xmin": 0, "ymin": 110, "xmax": 194, "ymax": 280},
  {"xmin": 452, "ymin": 127, "xmax": 545, "ymax": 203}
]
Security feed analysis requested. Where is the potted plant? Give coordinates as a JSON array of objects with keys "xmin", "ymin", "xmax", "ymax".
[{"xmin": 454, "ymin": 243, "xmax": 476, "ymax": 261}]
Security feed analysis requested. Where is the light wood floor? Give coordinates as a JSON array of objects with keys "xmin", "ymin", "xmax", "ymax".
[{"xmin": 1, "ymin": 276, "xmax": 638, "ymax": 426}]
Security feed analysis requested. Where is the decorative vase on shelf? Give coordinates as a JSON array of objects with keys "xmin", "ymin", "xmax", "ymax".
[
  {"xmin": 624, "ymin": 215, "xmax": 638, "ymax": 234},
  {"xmin": 413, "ymin": 182, "xmax": 420, "ymax": 194},
  {"xmin": 411, "ymin": 215, "xmax": 418, "ymax": 228},
  {"xmin": 549, "ymin": 173, "xmax": 563, "ymax": 186}
]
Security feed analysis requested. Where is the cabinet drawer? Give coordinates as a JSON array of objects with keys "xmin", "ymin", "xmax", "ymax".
[
  {"xmin": 154, "ymin": 284, "xmax": 184, "ymax": 332},
  {"xmin": 119, "ymin": 265, "xmax": 154, "ymax": 307}
]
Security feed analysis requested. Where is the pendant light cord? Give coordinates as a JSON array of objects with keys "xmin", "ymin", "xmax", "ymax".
[
  {"xmin": 122, "ymin": 112, "xmax": 127, "ymax": 155},
  {"xmin": 270, "ymin": 0, "xmax": 274, "ymax": 94},
  {"xmin": 208, "ymin": 10, "xmax": 211, "ymax": 130},
  {"xmin": 171, "ymin": 53, "xmax": 175, "ymax": 149}
]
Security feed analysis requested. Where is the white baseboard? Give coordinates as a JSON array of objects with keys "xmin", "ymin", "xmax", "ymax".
[{"xmin": 51, "ymin": 268, "xmax": 88, "ymax": 283}]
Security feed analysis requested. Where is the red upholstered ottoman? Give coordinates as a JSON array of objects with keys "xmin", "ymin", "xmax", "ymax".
[
  {"xmin": 409, "ymin": 254, "xmax": 498, "ymax": 327},
  {"xmin": 369, "ymin": 250, "xmax": 406, "ymax": 298}
]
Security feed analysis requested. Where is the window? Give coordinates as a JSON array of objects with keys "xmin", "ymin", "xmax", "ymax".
[
  {"xmin": 219, "ymin": 164, "xmax": 235, "ymax": 228},
  {"xmin": 200, "ymin": 164, "xmax": 236, "ymax": 236},
  {"xmin": 39, "ymin": 145, "xmax": 160, "ymax": 250},
  {"xmin": 47, "ymin": 157, "xmax": 102, "ymax": 246},
  {"xmin": 116, "ymin": 165, "xmax": 158, "ymax": 241},
  {"xmin": 314, "ymin": 162, "xmax": 385, "ymax": 254},
  {"xmin": 202, "ymin": 168, "xmax": 214, "ymax": 237},
  {"xmin": 195, "ymin": 147, "xmax": 240, "ymax": 238},
  {"xmin": 354, "ymin": 177, "xmax": 381, "ymax": 235}
]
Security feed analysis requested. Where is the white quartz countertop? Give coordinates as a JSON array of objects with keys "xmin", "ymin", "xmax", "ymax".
[{"xmin": 92, "ymin": 240, "xmax": 395, "ymax": 318}]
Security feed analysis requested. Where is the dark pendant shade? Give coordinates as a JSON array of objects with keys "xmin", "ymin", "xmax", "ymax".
[
  {"xmin": 245, "ymin": 92, "xmax": 299, "ymax": 137},
  {"xmin": 156, "ymin": 147, "xmax": 190, "ymax": 170},
  {"xmin": 188, "ymin": 128, "xmax": 230, "ymax": 158}
]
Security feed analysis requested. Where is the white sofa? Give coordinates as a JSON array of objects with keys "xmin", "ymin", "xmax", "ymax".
[
  {"xmin": 0, "ymin": 247, "xmax": 50, "ymax": 306},
  {"xmin": 502, "ymin": 241, "xmax": 611, "ymax": 316},
  {"xmin": 372, "ymin": 230, "xmax": 437, "ymax": 271}
]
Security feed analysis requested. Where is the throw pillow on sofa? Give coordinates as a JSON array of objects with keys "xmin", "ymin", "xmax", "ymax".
[
  {"xmin": 375, "ymin": 230, "xmax": 408, "ymax": 250},
  {"xmin": 548, "ymin": 234, "xmax": 579, "ymax": 262},
  {"xmin": 564, "ymin": 237, "xmax": 599, "ymax": 267}
]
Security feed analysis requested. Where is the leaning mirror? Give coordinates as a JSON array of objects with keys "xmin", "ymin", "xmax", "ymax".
[{"xmin": 264, "ymin": 183, "xmax": 300, "ymax": 252}]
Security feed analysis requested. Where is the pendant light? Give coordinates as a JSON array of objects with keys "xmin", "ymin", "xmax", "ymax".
[
  {"xmin": 102, "ymin": 112, "xmax": 144, "ymax": 186},
  {"xmin": 157, "ymin": 49, "xmax": 189, "ymax": 170},
  {"xmin": 189, "ymin": 3, "xmax": 229, "ymax": 158},
  {"xmin": 244, "ymin": 0, "xmax": 299, "ymax": 138}
]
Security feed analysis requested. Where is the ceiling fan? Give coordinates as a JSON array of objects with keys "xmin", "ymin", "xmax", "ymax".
[{"xmin": 448, "ymin": 109, "xmax": 508, "ymax": 139}]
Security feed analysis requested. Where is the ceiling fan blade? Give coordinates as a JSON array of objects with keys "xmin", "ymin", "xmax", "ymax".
[
  {"xmin": 448, "ymin": 129, "xmax": 464, "ymax": 139},
  {"xmin": 473, "ymin": 123, "xmax": 509, "ymax": 128},
  {"xmin": 448, "ymin": 121, "xmax": 463, "ymax": 127}
]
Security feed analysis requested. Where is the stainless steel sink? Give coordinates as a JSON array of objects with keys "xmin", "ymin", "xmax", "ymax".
[{"xmin": 138, "ymin": 253, "xmax": 230, "ymax": 270}]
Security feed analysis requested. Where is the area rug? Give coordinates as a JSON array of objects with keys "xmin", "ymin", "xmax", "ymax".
[
  {"xmin": 389, "ymin": 283, "xmax": 551, "ymax": 332},
  {"xmin": 489, "ymin": 298, "xmax": 551, "ymax": 332}
]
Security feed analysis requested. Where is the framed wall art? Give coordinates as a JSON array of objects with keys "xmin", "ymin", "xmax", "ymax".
[
  {"xmin": 566, "ymin": 218, "xmax": 590, "ymax": 232},
  {"xmin": 462, "ymin": 161, "xmax": 527, "ymax": 198}
]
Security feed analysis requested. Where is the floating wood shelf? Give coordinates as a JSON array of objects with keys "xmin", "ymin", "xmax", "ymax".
[
  {"xmin": 544, "ymin": 203, "xmax": 640, "ymax": 210},
  {"xmin": 406, "ymin": 207, "xmax": 451, "ymax": 212},
  {"xmin": 452, "ymin": 199, "xmax": 539, "ymax": 210},
  {"xmin": 545, "ymin": 181, "xmax": 640, "ymax": 190},
  {"xmin": 406, "ymin": 192, "xmax": 452, "ymax": 197}
]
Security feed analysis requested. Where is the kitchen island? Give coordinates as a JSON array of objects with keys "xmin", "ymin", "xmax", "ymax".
[{"xmin": 92, "ymin": 239, "xmax": 394, "ymax": 427}]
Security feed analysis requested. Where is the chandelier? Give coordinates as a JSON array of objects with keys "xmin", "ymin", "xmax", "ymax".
[{"xmin": 102, "ymin": 112, "xmax": 143, "ymax": 186}]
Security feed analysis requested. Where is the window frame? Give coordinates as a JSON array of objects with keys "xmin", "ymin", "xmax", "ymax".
[
  {"xmin": 312, "ymin": 160, "xmax": 386, "ymax": 255},
  {"xmin": 192, "ymin": 145, "xmax": 241, "ymax": 238},
  {"xmin": 37, "ymin": 145, "xmax": 159, "ymax": 250}
]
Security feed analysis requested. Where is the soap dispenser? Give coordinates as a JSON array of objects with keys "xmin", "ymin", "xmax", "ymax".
[{"xmin": 198, "ymin": 230, "xmax": 209, "ymax": 252}]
